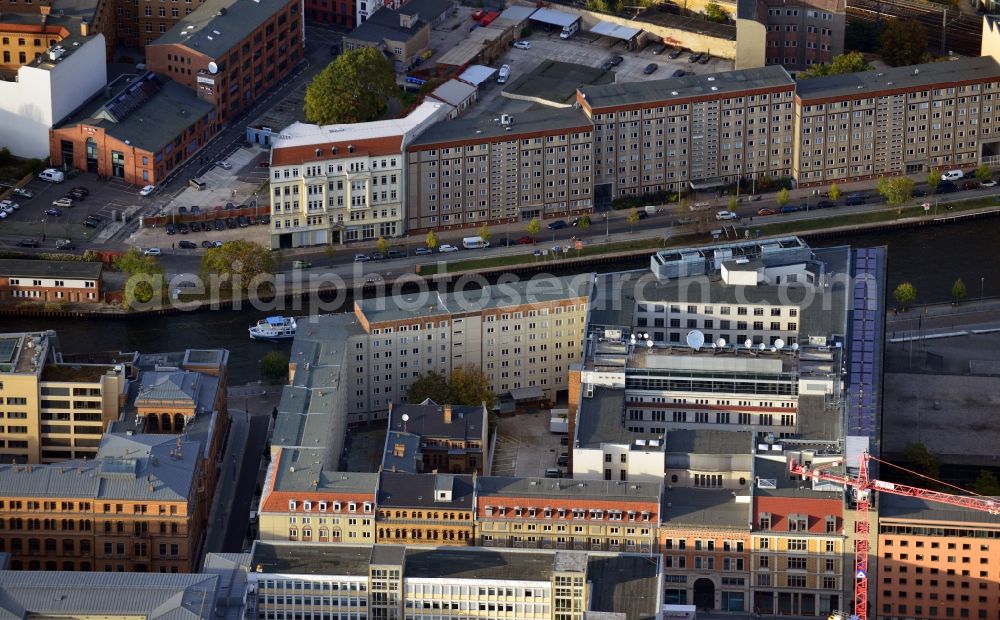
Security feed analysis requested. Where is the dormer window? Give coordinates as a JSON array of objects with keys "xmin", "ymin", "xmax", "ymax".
[
  {"xmin": 318, "ymin": 502, "xmax": 327, "ymax": 512},
  {"xmin": 363, "ymin": 502, "xmax": 372, "ymax": 513},
  {"xmin": 288, "ymin": 500, "xmax": 297, "ymax": 511},
  {"xmin": 348, "ymin": 502, "xmax": 357, "ymax": 513},
  {"xmin": 303, "ymin": 501, "xmax": 312, "ymax": 512},
  {"xmin": 333, "ymin": 502, "xmax": 341, "ymax": 512}
]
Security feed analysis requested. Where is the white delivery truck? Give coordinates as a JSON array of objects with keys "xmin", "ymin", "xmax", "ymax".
[
  {"xmin": 559, "ymin": 19, "xmax": 580, "ymax": 39},
  {"xmin": 462, "ymin": 236, "xmax": 490, "ymax": 249},
  {"xmin": 38, "ymin": 168, "xmax": 65, "ymax": 183},
  {"xmin": 497, "ymin": 64, "xmax": 511, "ymax": 83}
]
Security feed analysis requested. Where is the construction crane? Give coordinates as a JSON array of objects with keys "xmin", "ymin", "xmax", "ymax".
[{"xmin": 788, "ymin": 452, "xmax": 1000, "ymax": 620}]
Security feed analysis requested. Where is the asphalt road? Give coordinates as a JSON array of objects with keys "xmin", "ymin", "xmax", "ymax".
[{"xmin": 222, "ymin": 413, "xmax": 269, "ymax": 553}]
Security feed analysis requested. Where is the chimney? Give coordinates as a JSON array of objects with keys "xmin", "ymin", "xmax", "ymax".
[
  {"xmin": 80, "ymin": 19, "xmax": 89, "ymax": 37},
  {"xmin": 39, "ymin": 4, "xmax": 52, "ymax": 15},
  {"xmin": 443, "ymin": 404, "xmax": 452, "ymax": 424}
]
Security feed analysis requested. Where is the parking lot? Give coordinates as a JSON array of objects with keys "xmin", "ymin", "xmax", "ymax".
[
  {"xmin": 1, "ymin": 172, "xmax": 150, "ymax": 249},
  {"xmin": 492, "ymin": 411, "xmax": 568, "ymax": 478},
  {"xmin": 495, "ymin": 29, "xmax": 732, "ymax": 87}
]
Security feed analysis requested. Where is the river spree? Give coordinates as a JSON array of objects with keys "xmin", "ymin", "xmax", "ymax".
[{"xmin": 4, "ymin": 218, "xmax": 995, "ymax": 384}]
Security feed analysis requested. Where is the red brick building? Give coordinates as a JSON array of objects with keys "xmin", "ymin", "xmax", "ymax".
[
  {"xmin": 0, "ymin": 259, "xmax": 102, "ymax": 304},
  {"xmin": 304, "ymin": 0, "xmax": 353, "ymax": 27},
  {"xmin": 146, "ymin": 0, "xmax": 304, "ymax": 125}
]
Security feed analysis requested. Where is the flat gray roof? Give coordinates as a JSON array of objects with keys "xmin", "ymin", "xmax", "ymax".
[
  {"xmin": 579, "ymin": 65, "xmax": 793, "ymax": 110},
  {"xmin": 271, "ymin": 449, "xmax": 379, "ymax": 494},
  {"xmin": 576, "ymin": 387, "xmax": 664, "ymax": 449},
  {"xmin": 879, "ymin": 495, "xmax": 1000, "ymax": 526},
  {"xmin": 796, "ymin": 56, "xmax": 1000, "ymax": 102},
  {"xmin": 661, "ymin": 487, "xmax": 750, "ymax": 529},
  {"xmin": 252, "ymin": 542, "xmax": 373, "ymax": 576},
  {"xmin": 377, "ymin": 471, "xmax": 475, "ymax": 509},
  {"xmin": 347, "ymin": 7, "xmax": 426, "ymax": 44},
  {"xmin": 504, "ymin": 60, "xmax": 615, "ymax": 106},
  {"xmin": 151, "ymin": 0, "xmax": 295, "ymax": 60},
  {"xmin": 408, "ymin": 107, "xmax": 593, "ymax": 148},
  {"xmin": 0, "ymin": 259, "xmax": 101, "ymax": 280},
  {"xmin": 529, "ymin": 7, "xmax": 579, "ymax": 27},
  {"xmin": 387, "ymin": 400, "xmax": 484, "ymax": 443},
  {"xmin": 665, "ymin": 429, "xmax": 752, "ymax": 454},
  {"xmin": 478, "ymin": 476, "xmax": 661, "ymax": 503},
  {"xmin": 753, "ymin": 455, "xmax": 844, "ymax": 499},
  {"xmin": 356, "ymin": 275, "xmax": 591, "ymax": 324}
]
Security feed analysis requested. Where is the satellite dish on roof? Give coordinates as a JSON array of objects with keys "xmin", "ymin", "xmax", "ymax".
[
  {"xmin": 770, "ymin": 346, "xmax": 777, "ymax": 353},
  {"xmin": 686, "ymin": 330, "xmax": 705, "ymax": 350},
  {"xmin": 717, "ymin": 337, "xmax": 726, "ymax": 348},
  {"xmin": 646, "ymin": 340, "xmax": 654, "ymax": 348},
  {"xmin": 774, "ymin": 338, "xmax": 785, "ymax": 350},
  {"xmin": 401, "ymin": 414, "xmax": 409, "ymax": 422},
  {"xmin": 758, "ymin": 343, "xmax": 767, "ymax": 352},
  {"xmin": 744, "ymin": 339, "xmax": 753, "ymax": 349},
  {"xmin": 208, "ymin": 61, "xmax": 219, "ymax": 74},
  {"xmin": 792, "ymin": 342, "xmax": 800, "ymax": 351}
]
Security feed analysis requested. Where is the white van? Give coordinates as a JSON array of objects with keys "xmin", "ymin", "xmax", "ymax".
[
  {"xmin": 941, "ymin": 169, "xmax": 964, "ymax": 181},
  {"xmin": 497, "ymin": 64, "xmax": 510, "ymax": 84},
  {"xmin": 462, "ymin": 236, "xmax": 490, "ymax": 249},
  {"xmin": 38, "ymin": 168, "xmax": 64, "ymax": 183},
  {"xmin": 559, "ymin": 20, "xmax": 579, "ymax": 39}
]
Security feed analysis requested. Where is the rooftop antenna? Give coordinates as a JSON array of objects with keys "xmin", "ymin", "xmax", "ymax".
[{"xmin": 686, "ymin": 329, "xmax": 705, "ymax": 351}]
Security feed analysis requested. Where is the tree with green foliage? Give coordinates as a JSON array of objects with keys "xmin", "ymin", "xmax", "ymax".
[
  {"xmin": 376, "ymin": 236, "xmax": 388, "ymax": 255},
  {"xmin": 304, "ymin": 47, "xmax": 397, "ymax": 125},
  {"xmin": 577, "ymin": 215, "xmax": 590, "ymax": 232},
  {"xmin": 527, "ymin": 217, "xmax": 540, "ymax": 239},
  {"xmin": 199, "ymin": 239, "xmax": 274, "ymax": 291},
  {"xmin": 828, "ymin": 183, "xmax": 842, "ymax": 202},
  {"xmin": 703, "ymin": 1, "xmax": 727, "ymax": 22},
  {"xmin": 928, "ymin": 168, "xmax": 942, "ymax": 191},
  {"xmin": 425, "ymin": 230, "xmax": 438, "ymax": 250},
  {"xmin": 876, "ymin": 176, "xmax": 914, "ymax": 207},
  {"xmin": 894, "ymin": 281, "xmax": 917, "ymax": 309},
  {"xmin": 627, "ymin": 207, "xmax": 640, "ymax": 232},
  {"xmin": 971, "ymin": 470, "xmax": 1000, "ymax": 495},
  {"xmin": 477, "ymin": 225, "xmax": 491, "ymax": 243},
  {"xmin": 845, "ymin": 20, "xmax": 882, "ymax": 54},
  {"xmin": 880, "ymin": 19, "xmax": 927, "ymax": 67},
  {"xmin": 902, "ymin": 441, "xmax": 940, "ymax": 479},
  {"xmin": 406, "ymin": 365, "xmax": 496, "ymax": 409},
  {"xmin": 800, "ymin": 51, "xmax": 872, "ymax": 79},
  {"xmin": 952, "ymin": 277, "xmax": 968, "ymax": 305},
  {"xmin": 260, "ymin": 350, "xmax": 289, "ymax": 385},
  {"xmin": 728, "ymin": 195, "xmax": 738, "ymax": 212},
  {"xmin": 775, "ymin": 188, "xmax": 790, "ymax": 208},
  {"xmin": 115, "ymin": 247, "xmax": 164, "ymax": 308},
  {"xmin": 975, "ymin": 164, "xmax": 993, "ymax": 182}
]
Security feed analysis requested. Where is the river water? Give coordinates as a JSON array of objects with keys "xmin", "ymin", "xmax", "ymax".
[{"xmin": 7, "ymin": 219, "xmax": 994, "ymax": 385}]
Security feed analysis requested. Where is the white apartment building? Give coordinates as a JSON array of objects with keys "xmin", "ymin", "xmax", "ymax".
[
  {"xmin": 347, "ymin": 276, "xmax": 591, "ymax": 421},
  {"xmin": 0, "ymin": 23, "xmax": 107, "ymax": 158},
  {"xmin": 267, "ymin": 101, "xmax": 452, "ymax": 249}
]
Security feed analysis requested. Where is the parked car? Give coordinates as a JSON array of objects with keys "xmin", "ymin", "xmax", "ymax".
[
  {"xmin": 216, "ymin": 161, "xmax": 233, "ymax": 170},
  {"xmin": 82, "ymin": 219, "xmax": 98, "ymax": 228},
  {"xmin": 16, "ymin": 239, "xmax": 39, "ymax": 248},
  {"xmin": 55, "ymin": 239, "xmax": 75, "ymax": 250},
  {"xmin": 44, "ymin": 208, "xmax": 62, "ymax": 217},
  {"xmin": 651, "ymin": 43, "xmax": 666, "ymax": 54},
  {"xmin": 941, "ymin": 169, "xmax": 964, "ymax": 181},
  {"xmin": 671, "ymin": 69, "xmax": 686, "ymax": 78},
  {"xmin": 557, "ymin": 453, "xmax": 569, "ymax": 467},
  {"xmin": 178, "ymin": 206, "xmax": 188, "ymax": 214},
  {"xmin": 52, "ymin": 197, "xmax": 72, "ymax": 208},
  {"xmin": 238, "ymin": 215, "xmax": 249, "ymax": 227},
  {"xmin": 757, "ymin": 207, "xmax": 777, "ymax": 216},
  {"xmin": 71, "ymin": 186, "xmax": 90, "ymax": 196},
  {"xmin": 667, "ymin": 47, "xmax": 683, "ymax": 59},
  {"xmin": 414, "ymin": 247, "xmax": 433, "ymax": 255},
  {"xmin": 780, "ymin": 204, "xmax": 802, "ymax": 213},
  {"xmin": 0, "ymin": 200, "xmax": 18, "ymax": 211},
  {"xmin": 143, "ymin": 247, "xmax": 162, "ymax": 256},
  {"xmin": 201, "ymin": 240, "xmax": 215, "ymax": 248},
  {"xmin": 139, "ymin": 185, "xmax": 156, "ymax": 196},
  {"xmin": 353, "ymin": 254, "xmax": 371, "ymax": 262},
  {"xmin": 67, "ymin": 189, "xmax": 86, "ymax": 201},
  {"xmin": 609, "ymin": 55, "xmax": 624, "ymax": 66},
  {"xmin": 438, "ymin": 244, "xmax": 459, "ymax": 253},
  {"xmin": 387, "ymin": 250, "xmax": 406, "ymax": 259},
  {"xmin": 214, "ymin": 219, "xmax": 225, "ymax": 231},
  {"xmin": 716, "ymin": 210, "xmax": 737, "ymax": 220},
  {"xmin": 698, "ymin": 54, "xmax": 711, "ymax": 64},
  {"xmin": 225, "ymin": 217, "xmax": 237, "ymax": 229},
  {"xmin": 260, "ymin": 214, "xmax": 270, "ymax": 225},
  {"xmin": 845, "ymin": 193, "xmax": 866, "ymax": 205},
  {"xmin": 815, "ymin": 200, "xmax": 836, "ymax": 209},
  {"xmin": 547, "ymin": 219, "xmax": 568, "ymax": 230},
  {"xmin": 189, "ymin": 221, "xmax": 202, "ymax": 232},
  {"xmin": 911, "ymin": 189, "xmax": 928, "ymax": 198},
  {"xmin": 963, "ymin": 180, "xmax": 981, "ymax": 190},
  {"xmin": 370, "ymin": 252, "xmax": 385, "ymax": 260},
  {"xmin": 544, "ymin": 468, "xmax": 563, "ymax": 479},
  {"xmin": 177, "ymin": 223, "xmax": 189, "ymax": 234},
  {"xmin": 643, "ymin": 63, "xmax": 659, "ymax": 75},
  {"xmin": 688, "ymin": 52, "xmax": 702, "ymax": 63},
  {"xmin": 191, "ymin": 206, "xmax": 201, "ymax": 214},
  {"xmin": 937, "ymin": 181, "xmax": 959, "ymax": 194},
  {"xmin": 560, "ymin": 435, "xmax": 569, "ymax": 446},
  {"xmin": 178, "ymin": 240, "xmax": 197, "ymax": 249},
  {"xmin": 165, "ymin": 224, "xmax": 176, "ymax": 235},
  {"xmin": 636, "ymin": 210, "xmax": 648, "ymax": 219},
  {"xmin": 11, "ymin": 188, "xmax": 32, "ymax": 199},
  {"xmin": 516, "ymin": 236, "xmax": 535, "ymax": 244},
  {"xmin": 513, "ymin": 40, "xmax": 531, "ymax": 50}
]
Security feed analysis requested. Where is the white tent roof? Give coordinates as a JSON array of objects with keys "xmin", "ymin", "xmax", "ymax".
[
  {"xmin": 529, "ymin": 7, "xmax": 579, "ymax": 28},
  {"xmin": 458, "ymin": 64, "xmax": 497, "ymax": 86},
  {"xmin": 589, "ymin": 21, "xmax": 642, "ymax": 40}
]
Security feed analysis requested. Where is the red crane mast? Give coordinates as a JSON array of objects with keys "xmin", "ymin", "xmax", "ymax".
[{"xmin": 788, "ymin": 452, "xmax": 1000, "ymax": 620}]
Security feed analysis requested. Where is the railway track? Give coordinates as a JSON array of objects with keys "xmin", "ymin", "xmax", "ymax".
[{"xmin": 847, "ymin": 0, "xmax": 982, "ymax": 57}]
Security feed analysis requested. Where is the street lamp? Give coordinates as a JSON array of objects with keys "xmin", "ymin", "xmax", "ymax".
[{"xmin": 981, "ymin": 277, "xmax": 985, "ymax": 304}]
